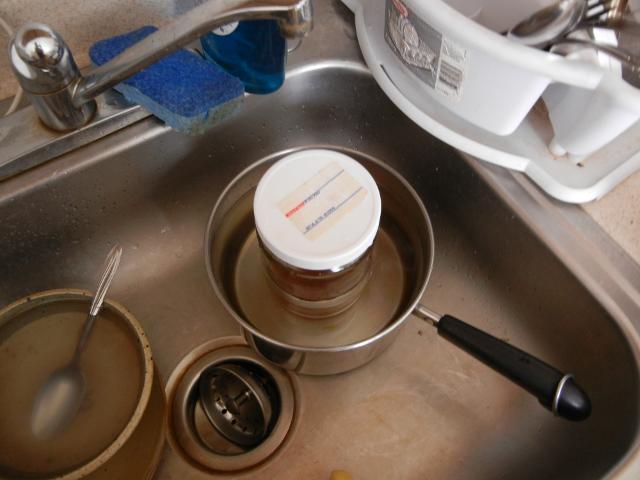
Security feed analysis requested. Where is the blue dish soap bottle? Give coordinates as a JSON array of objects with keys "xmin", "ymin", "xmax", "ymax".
[{"xmin": 201, "ymin": 20, "xmax": 286, "ymax": 94}]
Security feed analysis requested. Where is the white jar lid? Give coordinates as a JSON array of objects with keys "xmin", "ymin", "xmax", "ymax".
[{"xmin": 253, "ymin": 150, "xmax": 382, "ymax": 271}]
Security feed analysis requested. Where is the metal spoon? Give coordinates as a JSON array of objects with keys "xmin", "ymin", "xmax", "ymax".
[
  {"xmin": 552, "ymin": 36, "xmax": 640, "ymax": 71},
  {"xmin": 31, "ymin": 244, "xmax": 123, "ymax": 439},
  {"xmin": 507, "ymin": 0, "xmax": 624, "ymax": 48}
]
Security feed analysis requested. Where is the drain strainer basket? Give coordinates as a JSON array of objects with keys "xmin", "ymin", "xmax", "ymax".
[{"xmin": 165, "ymin": 339, "xmax": 299, "ymax": 473}]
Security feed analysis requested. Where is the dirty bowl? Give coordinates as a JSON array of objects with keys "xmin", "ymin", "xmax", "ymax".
[{"xmin": 0, "ymin": 289, "xmax": 161, "ymax": 479}]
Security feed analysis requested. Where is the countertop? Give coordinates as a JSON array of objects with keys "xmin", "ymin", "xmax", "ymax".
[
  {"xmin": 583, "ymin": 174, "xmax": 639, "ymax": 265},
  {"xmin": 0, "ymin": 0, "xmax": 638, "ymax": 266}
]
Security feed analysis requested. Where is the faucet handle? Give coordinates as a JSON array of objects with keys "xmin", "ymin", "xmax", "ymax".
[
  {"xmin": 14, "ymin": 24, "xmax": 63, "ymax": 67},
  {"xmin": 11, "ymin": 23, "xmax": 80, "ymax": 94},
  {"xmin": 10, "ymin": 22, "xmax": 96, "ymax": 130}
]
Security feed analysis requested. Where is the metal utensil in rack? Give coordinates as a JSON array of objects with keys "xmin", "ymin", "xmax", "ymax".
[
  {"xmin": 551, "ymin": 18, "xmax": 640, "ymax": 86},
  {"xmin": 507, "ymin": 0, "xmax": 628, "ymax": 48}
]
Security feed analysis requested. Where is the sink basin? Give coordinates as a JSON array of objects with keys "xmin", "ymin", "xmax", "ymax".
[{"xmin": 1, "ymin": 2, "xmax": 640, "ymax": 479}]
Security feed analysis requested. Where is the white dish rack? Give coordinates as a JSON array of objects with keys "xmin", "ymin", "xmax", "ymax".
[{"xmin": 342, "ymin": 0, "xmax": 640, "ymax": 203}]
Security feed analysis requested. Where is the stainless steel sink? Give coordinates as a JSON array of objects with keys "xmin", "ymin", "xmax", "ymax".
[{"xmin": 2, "ymin": 1, "xmax": 640, "ymax": 479}]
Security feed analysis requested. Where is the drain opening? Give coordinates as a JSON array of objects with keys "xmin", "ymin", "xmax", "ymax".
[
  {"xmin": 167, "ymin": 341, "xmax": 297, "ymax": 473},
  {"xmin": 198, "ymin": 360, "xmax": 280, "ymax": 449}
]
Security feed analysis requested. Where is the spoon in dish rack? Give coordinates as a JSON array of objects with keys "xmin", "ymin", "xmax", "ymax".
[
  {"xmin": 507, "ymin": 0, "xmax": 627, "ymax": 49},
  {"xmin": 31, "ymin": 244, "xmax": 123, "ymax": 439}
]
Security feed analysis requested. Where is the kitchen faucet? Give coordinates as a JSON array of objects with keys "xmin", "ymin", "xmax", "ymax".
[{"xmin": 8, "ymin": 0, "xmax": 312, "ymax": 132}]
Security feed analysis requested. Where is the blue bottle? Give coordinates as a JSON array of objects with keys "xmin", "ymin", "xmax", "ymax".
[{"xmin": 201, "ymin": 20, "xmax": 286, "ymax": 94}]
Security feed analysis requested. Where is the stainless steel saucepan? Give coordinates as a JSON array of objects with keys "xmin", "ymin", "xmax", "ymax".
[{"xmin": 205, "ymin": 148, "xmax": 591, "ymax": 422}]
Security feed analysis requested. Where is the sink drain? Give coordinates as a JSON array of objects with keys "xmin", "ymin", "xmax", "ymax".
[
  {"xmin": 165, "ymin": 337, "xmax": 299, "ymax": 473},
  {"xmin": 199, "ymin": 362, "xmax": 275, "ymax": 448}
]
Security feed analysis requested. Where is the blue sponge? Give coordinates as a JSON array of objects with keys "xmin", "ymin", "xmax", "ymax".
[{"xmin": 89, "ymin": 26, "xmax": 245, "ymax": 135}]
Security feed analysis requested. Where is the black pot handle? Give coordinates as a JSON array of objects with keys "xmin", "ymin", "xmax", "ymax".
[{"xmin": 414, "ymin": 305, "xmax": 591, "ymax": 421}]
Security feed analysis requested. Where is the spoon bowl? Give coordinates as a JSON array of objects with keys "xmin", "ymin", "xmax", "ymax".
[
  {"xmin": 31, "ymin": 365, "xmax": 85, "ymax": 439},
  {"xmin": 507, "ymin": 0, "xmax": 587, "ymax": 48}
]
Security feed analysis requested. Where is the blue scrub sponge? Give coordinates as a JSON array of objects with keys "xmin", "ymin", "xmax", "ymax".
[{"xmin": 89, "ymin": 26, "xmax": 245, "ymax": 135}]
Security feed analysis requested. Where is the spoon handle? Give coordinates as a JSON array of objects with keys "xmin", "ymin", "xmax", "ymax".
[
  {"xmin": 552, "ymin": 37, "xmax": 640, "ymax": 72},
  {"xmin": 74, "ymin": 244, "xmax": 123, "ymax": 360},
  {"xmin": 89, "ymin": 244, "xmax": 123, "ymax": 316}
]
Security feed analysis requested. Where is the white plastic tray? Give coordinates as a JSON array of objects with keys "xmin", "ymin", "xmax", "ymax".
[{"xmin": 342, "ymin": 0, "xmax": 640, "ymax": 203}]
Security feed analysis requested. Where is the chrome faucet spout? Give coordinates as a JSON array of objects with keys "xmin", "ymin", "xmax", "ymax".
[{"xmin": 9, "ymin": 0, "xmax": 312, "ymax": 131}]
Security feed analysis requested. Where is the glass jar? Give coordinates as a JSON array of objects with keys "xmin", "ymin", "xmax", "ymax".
[
  {"xmin": 259, "ymin": 239, "xmax": 374, "ymax": 318},
  {"xmin": 253, "ymin": 149, "xmax": 382, "ymax": 318}
]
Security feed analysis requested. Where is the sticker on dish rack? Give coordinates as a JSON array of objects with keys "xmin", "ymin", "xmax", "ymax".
[
  {"xmin": 278, "ymin": 162, "xmax": 368, "ymax": 241},
  {"xmin": 384, "ymin": 0, "xmax": 468, "ymax": 101}
]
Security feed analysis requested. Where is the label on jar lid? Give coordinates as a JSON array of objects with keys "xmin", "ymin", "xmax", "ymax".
[
  {"xmin": 277, "ymin": 161, "xmax": 367, "ymax": 241},
  {"xmin": 253, "ymin": 149, "xmax": 381, "ymax": 271}
]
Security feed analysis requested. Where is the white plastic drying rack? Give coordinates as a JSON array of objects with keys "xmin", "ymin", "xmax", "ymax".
[{"xmin": 342, "ymin": 0, "xmax": 640, "ymax": 204}]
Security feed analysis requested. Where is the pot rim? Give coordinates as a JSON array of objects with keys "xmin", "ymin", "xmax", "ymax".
[
  {"xmin": 0, "ymin": 288, "xmax": 154, "ymax": 479},
  {"xmin": 204, "ymin": 146, "xmax": 436, "ymax": 354}
]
